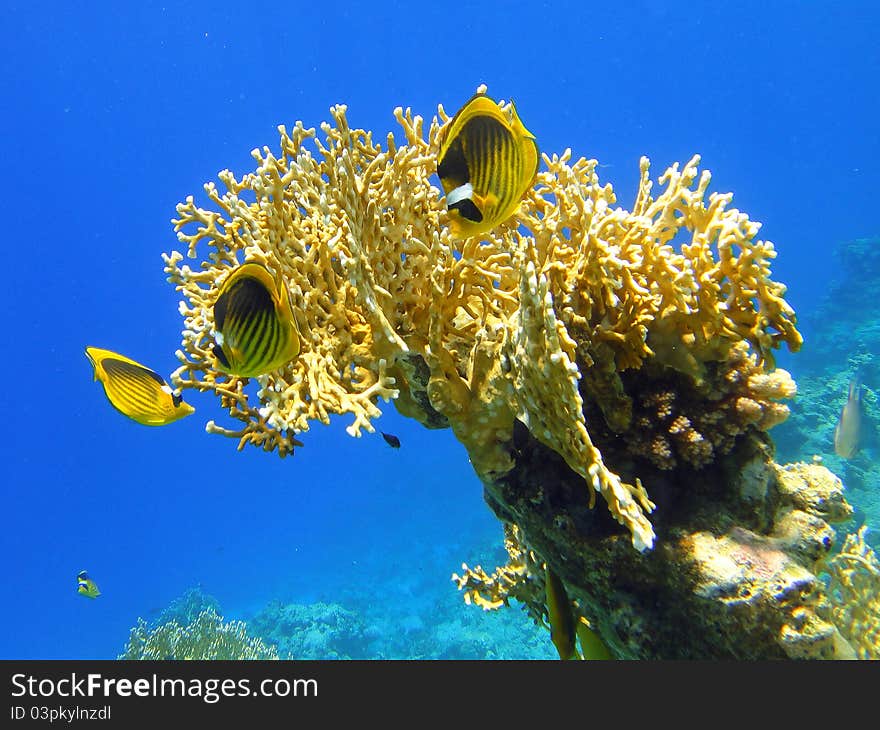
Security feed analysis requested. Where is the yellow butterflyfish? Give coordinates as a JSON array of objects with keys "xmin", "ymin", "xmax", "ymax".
[
  {"xmin": 437, "ymin": 92, "xmax": 539, "ymax": 239},
  {"xmin": 545, "ymin": 566, "xmax": 579, "ymax": 660},
  {"xmin": 77, "ymin": 570, "xmax": 100, "ymax": 599},
  {"xmin": 211, "ymin": 262, "xmax": 301, "ymax": 377},
  {"xmin": 85, "ymin": 347, "xmax": 194, "ymax": 426},
  {"xmin": 576, "ymin": 617, "xmax": 613, "ymax": 660}
]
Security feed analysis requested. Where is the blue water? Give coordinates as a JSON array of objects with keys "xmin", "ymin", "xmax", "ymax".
[{"xmin": 2, "ymin": 2, "xmax": 878, "ymax": 659}]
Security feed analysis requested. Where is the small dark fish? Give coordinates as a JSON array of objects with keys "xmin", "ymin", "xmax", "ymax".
[
  {"xmin": 381, "ymin": 432, "xmax": 401, "ymax": 449},
  {"xmin": 834, "ymin": 377, "xmax": 863, "ymax": 459}
]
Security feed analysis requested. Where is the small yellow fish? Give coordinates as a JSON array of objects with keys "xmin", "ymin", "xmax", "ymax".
[
  {"xmin": 85, "ymin": 347, "xmax": 195, "ymax": 426},
  {"xmin": 834, "ymin": 377, "xmax": 863, "ymax": 459},
  {"xmin": 212, "ymin": 262, "xmax": 301, "ymax": 377},
  {"xmin": 437, "ymin": 93, "xmax": 539, "ymax": 239},
  {"xmin": 576, "ymin": 617, "xmax": 613, "ymax": 660},
  {"xmin": 77, "ymin": 570, "xmax": 100, "ymax": 599},
  {"xmin": 545, "ymin": 566, "xmax": 579, "ymax": 660}
]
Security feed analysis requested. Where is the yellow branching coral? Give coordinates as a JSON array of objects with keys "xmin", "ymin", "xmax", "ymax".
[
  {"xmin": 818, "ymin": 526, "xmax": 880, "ymax": 659},
  {"xmin": 164, "ymin": 88, "xmax": 800, "ymax": 551},
  {"xmin": 119, "ymin": 609, "xmax": 279, "ymax": 660},
  {"xmin": 451, "ymin": 524, "xmax": 545, "ymax": 619},
  {"xmin": 454, "ymin": 524, "xmax": 613, "ymax": 659}
]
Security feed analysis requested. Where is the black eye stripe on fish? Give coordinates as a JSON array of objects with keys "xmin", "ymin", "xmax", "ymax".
[
  {"xmin": 449, "ymin": 198, "xmax": 483, "ymax": 223},
  {"xmin": 213, "ymin": 344, "xmax": 230, "ymax": 369}
]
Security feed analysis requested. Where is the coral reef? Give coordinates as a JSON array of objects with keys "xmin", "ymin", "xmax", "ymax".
[
  {"xmin": 773, "ymin": 235, "xmax": 879, "ymax": 549},
  {"xmin": 119, "ymin": 608, "xmax": 278, "ymax": 660},
  {"xmin": 121, "ymin": 576, "xmax": 554, "ymax": 660},
  {"xmin": 250, "ymin": 601, "xmax": 367, "ymax": 659},
  {"xmin": 164, "ymin": 90, "xmax": 799, "ymax": 555},
  {"xmin": 153, "ymin": 585, "xmax": 221, "ymax": 628},
  {"xmin": 247, "ymin": 585, "xmax": 554, "ymax": 660},
  {"xmin": 161, "ymin": 90, "xmax": 876, "ymax": 658},
  {"xmin": 816, "ymin": 525, "xmax": 880, "ymax": 659},
  {"xmin": 469, "ymin": 445, "xmax": 855, "ymax": 659}
]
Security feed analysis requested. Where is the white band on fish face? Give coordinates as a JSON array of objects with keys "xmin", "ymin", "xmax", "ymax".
[{"xmin": 446, "ymin": 182, "xmax": 474, "ymax": 207}]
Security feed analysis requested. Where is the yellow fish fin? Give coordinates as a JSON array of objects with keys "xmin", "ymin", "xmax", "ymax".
[{"xmin": 508, "ymin": 99, "xmax": 537, "ymax": 140}]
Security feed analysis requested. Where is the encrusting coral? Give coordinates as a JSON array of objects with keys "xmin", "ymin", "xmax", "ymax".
[
  {"xmin": 603, "ymin": 342, "xmax": 796, "ymax": 472},
  {"xmin": 467, "ymin": 455, "xmax": 858, "ymax": 659},
  {"xmin": 164, "ymin": 86, "xmax": 800, "ymax": 556}
]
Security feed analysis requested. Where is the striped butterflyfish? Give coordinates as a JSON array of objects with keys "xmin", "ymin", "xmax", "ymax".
[
  {"xmin": 211, "ymin": 262, "xmax": 301, "ymax": 377},
  {"xmin": 85, "ymin": 347, "xmax": 195, "ymax": 426},
  {"xmin": 436, "ymin": 93, "xmax": 539, "ymax": 239},
  {"xmin": 77, "ymin": 570, "xmax": 101, "ymax": 599}
]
